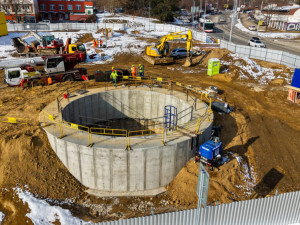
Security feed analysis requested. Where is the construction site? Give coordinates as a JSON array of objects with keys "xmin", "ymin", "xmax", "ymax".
[{"xmin": 0, "ymin": 15, "xmax": 299, "ymax": 224}]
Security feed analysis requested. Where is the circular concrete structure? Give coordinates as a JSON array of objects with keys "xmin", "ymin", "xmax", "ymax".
[{"xmin": 41, "ymin": 86, "xmax": 213, "ymax": 196}]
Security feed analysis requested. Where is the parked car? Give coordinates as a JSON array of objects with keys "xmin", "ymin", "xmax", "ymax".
[
  {"xmin": 6, "ymin": 20, "xmax": 15, "ymax": 24},
  {"xmin": 219, "ymin": 17, "xmax": 226, "ymax": 23},
  {"xmin": 248, "ymin": 38, "xmax": 266, "ymax": 48},
  {"xmin": 248, "ymin": 25, "xmax": 257, "ymax": 31},
  {"xmin": 251, "ymin": 37, "xmax": 260, "ymax": 41},
  {"xmin": 170, "ymin": 48, "xmax": 194, "ymax": 58}
]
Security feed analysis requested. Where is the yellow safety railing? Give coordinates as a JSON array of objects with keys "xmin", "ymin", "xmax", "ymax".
[
  {"xmin": 127, "ymin": 129, "xmax": 154, "ymax": 150},
  {"xmin": 61, "ymin": 120, "xmax": 92, "ymax": 146},
  {"xmin": 0, "ymin": 116, "xmax": 28, "ymax": 130},
  {"xmin": 91, "ymin": 127, "xmax": 127, "ymax": 148}
]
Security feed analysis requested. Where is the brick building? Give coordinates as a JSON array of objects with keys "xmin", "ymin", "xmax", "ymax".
[
  {"xmin": 0, "ymin": 0, "xmax": 94, "ymax": 23},
  {"xmin": 38, "ymin": 0, "xmax": 94, "ymax": 22},
  {"xmin": 0, "ymin": 0, "xmax": 39, "ymax": 22}
]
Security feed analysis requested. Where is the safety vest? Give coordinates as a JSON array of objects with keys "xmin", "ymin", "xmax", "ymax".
[
  {"xmin": 132, "ymin": 67, "xmax": 136, "ymax": 73},
  {"xmin": 110, "ymin": 70, "xmax": 118, "ymax": 79},
  {"xmin": 139, "ymin": 65, "xmax": 144, "ymax": 72}
]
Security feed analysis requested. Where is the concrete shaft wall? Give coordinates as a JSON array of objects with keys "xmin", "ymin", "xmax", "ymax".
[
  {"xmin": 45, "ymin": 125, "xmax": 212, "ymax": 193},
  {"xmin": 43, "ymin": 88, "xmax": 213, "ymax": 195},
  {"xmin": 62, "ymin": 90, "xmax": 192, "ymax": 127}
]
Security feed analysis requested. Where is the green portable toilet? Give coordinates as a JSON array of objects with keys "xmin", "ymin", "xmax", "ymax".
[{"xmin": 207, "ymin": 58, "xmax": 220, "ymax": 76}]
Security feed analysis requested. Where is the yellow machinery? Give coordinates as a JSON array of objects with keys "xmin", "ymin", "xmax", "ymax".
[
  {"xmin": 0, "ymin": 12, "xmax": 8, "ymax": 37},
  {"xmin": 143, "ymin": 30, "xmax": 193, "ymax": 66}
]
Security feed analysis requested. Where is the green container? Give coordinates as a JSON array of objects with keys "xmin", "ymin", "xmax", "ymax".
[{"xmin": 207, "ymin": 58, "xmax": 220, "ymax": 76}]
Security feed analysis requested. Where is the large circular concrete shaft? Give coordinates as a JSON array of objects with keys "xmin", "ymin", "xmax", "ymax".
[{"xmin": 41, "ymin": 86, "xmax": 213, "ymax": 196}]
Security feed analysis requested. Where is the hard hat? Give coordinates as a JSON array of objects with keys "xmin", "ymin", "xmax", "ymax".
[
  {"xmin": 112, "ymin": 67, "xmax": 114, "ymax": 69},
  {"xmin": 132, "ymin": 65, "xmax": 134, "ymax": 67},
  {"xmin": 139, "ymin": 64, "xmax": 141, "ymax": 66}
]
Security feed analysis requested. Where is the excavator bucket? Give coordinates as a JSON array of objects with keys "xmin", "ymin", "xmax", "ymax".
[
  {"xmin": 183, "ymin": 58, "xmax": 192, "ymax": 67},
  {"xmin": 12, "ymin": 38, "xmax": 26, "ymax": 53},
  {"xmin": 142, "ymin": 55, "xmax": 174, "ymax": 65}
]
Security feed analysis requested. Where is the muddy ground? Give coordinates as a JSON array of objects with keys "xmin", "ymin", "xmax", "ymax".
[{"xmin": 0, "ymin": 41, "xmax": 299, "ymax": 224}]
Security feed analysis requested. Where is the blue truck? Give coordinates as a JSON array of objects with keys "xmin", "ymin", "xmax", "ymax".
[{"xmin": 196, "ymin": 138, "xmax": 223, "ymax": 170}]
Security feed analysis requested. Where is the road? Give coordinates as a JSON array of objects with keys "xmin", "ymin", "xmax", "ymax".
[{"xmin": 209, "ymin": 12, "xmax": 300, "ymax": 56}]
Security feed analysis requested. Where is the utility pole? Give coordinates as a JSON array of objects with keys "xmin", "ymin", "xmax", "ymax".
[
  {"xmin": 192, "ymin": 0, "xmax": 195, "ymax": 30},
  {"xmin": 149, "ymin": 0, "xmax": 151, "ymax": 30},
  {"xmin": 229, "ymin": 0, "xmax": 237, "ymax": 42},
  {"xmin": 200, "ymin": 0, "xmax": 202, "ymax": 18},
  {"xmin": 203, "ymin": 0, "xmax": 207, "ymax": 33},
  {"xmin": 256, "ymin": 0, "xmax": 263, "ymax": 36}
]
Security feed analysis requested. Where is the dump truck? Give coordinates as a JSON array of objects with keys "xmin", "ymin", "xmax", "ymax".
[
  {"xmin": 0, "ymin": 54, "xmax": 88, "ymax": 87},
  {"xmin": 143, "ymin": 30, "xmax": 193, "ymax": 66}
]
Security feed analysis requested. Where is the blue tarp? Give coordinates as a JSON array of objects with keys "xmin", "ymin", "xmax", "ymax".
[{"xmin": 291, "ymin": 68, "xmax": 300, "ymax": 88}]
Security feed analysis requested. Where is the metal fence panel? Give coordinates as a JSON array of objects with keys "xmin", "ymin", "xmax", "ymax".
[
  {"xmin": 295, "ymin": 56, "xmax": 300, "ymax": 68},
  {"xmin": 235, "ymin": 44, "xmax": 251, "ymax": 58},
  {"xmin": 95, "ymin": 191, "xmax": 300, "ymax": 225},
  {"xmin": 265, "ymin": 49, "xmax": 283, "ymax": 64},
  {"xmin": 282, "ymin": 51, "xmax": 297, "ymax": 68}
]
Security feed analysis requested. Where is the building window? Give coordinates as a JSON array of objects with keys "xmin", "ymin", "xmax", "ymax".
[
  {"xmin": 58, "ymin": 14, "xmax": 63, "ymax": 20},
  {"xmin": 50, "ymin": 4, "xmax": 55, "ymax": 10},
  {"xmin": 76, "ymin": 5, "xmax": 81, "ymax": 11},
  {"xmin": 65, "ymin": 14, "xmax": 69, "ymax": 19},
  {"xmin": 3, "ymin": 5, "xmax": 10, "ymax": 11},
  {"xmin": 67, "ymin": 5, "xmax": 73, "ymax": 10},
  {"xmin": 41, "ymin": 4, "xmax": 46, "ymax": 10},
  {"xmin": 58, "ymin": 4, "xmax": 64, "ymax": 10}
]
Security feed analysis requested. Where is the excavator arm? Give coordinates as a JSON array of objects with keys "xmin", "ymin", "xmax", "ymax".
[
  {"xmin": 144, "ymin": 30, "xmax": 194, "ymax": 66},
  {"xmin": 21, "ymin": 31, "xmax": 42, "ymax": 42}
]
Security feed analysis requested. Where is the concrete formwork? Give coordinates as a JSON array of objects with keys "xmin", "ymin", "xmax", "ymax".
[{"xmin": 41, "ymin": 86, "xmax": 213, "ymax": 196}]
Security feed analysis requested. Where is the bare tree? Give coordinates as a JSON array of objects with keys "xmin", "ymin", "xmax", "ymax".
[{"xmin": 260, "ymin": 0, "xmax": 288, "ymax": 31}]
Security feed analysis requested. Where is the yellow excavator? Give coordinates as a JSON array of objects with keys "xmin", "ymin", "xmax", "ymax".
[{"xmin": 143, "ymin": 30, "xmax": 193, "ymax": 66}]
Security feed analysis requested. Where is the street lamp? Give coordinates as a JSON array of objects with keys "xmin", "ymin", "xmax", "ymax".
[
  {"xmin": 229, "ymin": 0, "xmax": 237, "ymax": 42},
  {"xmin": 256, "ymin": 0, "xmax": 264, "ymax": 36}
]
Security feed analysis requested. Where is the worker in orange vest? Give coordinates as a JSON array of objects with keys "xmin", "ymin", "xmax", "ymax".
[
  {"xmin": 93, "ymin": 39, "xmax": 99, "ymax": 49},
  {"xmin": 131, "ymin": 65, "xmax": 136, "ymax": 79}
]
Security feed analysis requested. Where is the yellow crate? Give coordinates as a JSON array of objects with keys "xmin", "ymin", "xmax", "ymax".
[{"xmin": 157, "ymin": 77, "xmax": 163, "ymax": 82}]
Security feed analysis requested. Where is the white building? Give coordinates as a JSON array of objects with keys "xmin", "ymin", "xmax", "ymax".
[{"xmin": 256, "ymin": 4, "xmax": 300, "ymax": 31}]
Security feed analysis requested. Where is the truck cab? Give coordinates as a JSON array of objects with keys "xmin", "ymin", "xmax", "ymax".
[
  {"xmin": 4, "ymin": 67, "xmax": 40, "ymax": 86},
  {"xmin": 45, "ymin": 56, "xmax": 66, "ymax": 74}
]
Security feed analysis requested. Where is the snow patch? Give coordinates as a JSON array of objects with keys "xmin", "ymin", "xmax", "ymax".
[
  {"xmin": 15, "ymin": 188, "xmax": 94, "ymax": 225},
  {"xmin": 221, "ymin": 53, "xmax": 292, "ymax": 84},
  {"xmin": 0, "ymin": 212, "xmax": 5, "ymax": 223}
]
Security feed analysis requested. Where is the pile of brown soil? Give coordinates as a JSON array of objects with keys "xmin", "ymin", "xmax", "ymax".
[{"xmin": 77, "ymin": 33, "xmax": 94, "ymax": 43}]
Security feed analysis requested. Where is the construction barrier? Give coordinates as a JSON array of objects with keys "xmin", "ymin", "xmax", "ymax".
[{"xmin": 0, "ymin": 116, "xmax": 28, "ymax": 130}]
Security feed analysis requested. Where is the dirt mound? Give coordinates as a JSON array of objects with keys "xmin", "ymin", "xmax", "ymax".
[
  {"xmin": 211, "ymin": 73, "xmax": 232, "ymax": 82},
  {"xmin": 77, "ymin": 33, "xmax": 94, "ymax": 43},
  {"xmin": 202, "ymin": 48, "xmax": 232, "ymax": 66}
]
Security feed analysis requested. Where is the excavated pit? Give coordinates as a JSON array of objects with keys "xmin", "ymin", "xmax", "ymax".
[{"xmin": 42, "ymin": 87, "xmax": 213, "ymax": 196}]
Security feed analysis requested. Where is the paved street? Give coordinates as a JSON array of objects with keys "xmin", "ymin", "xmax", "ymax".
[{"xmin": 209, "ymin": 12, "xmax": 300, "ymax": 56}]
